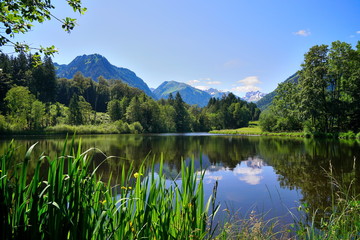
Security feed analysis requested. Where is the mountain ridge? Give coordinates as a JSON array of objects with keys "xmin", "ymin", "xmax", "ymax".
[
  {"xmin": 242, "ymin": 91, "xmax": 267, "ymax": 102},
  {"xmin": 204, "ymin": 88, "xmax": 231, "ymax": 99},
  {"xmin": 55, "ymin": 54, "xmax": 156, "ymax": 98},
  {"xmin": 153, "ymin": 81, "xmax": 212, "ymax": 107},
  {"xmin": 256, "ymin": 73, "xmax": 299, "ymax": 111}
]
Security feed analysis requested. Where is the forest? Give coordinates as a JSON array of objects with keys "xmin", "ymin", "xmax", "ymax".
[
  {"xmin": 0, "ymin": 52, "xmax": 260, "ymax": 134},
  {"xmin": 260, "ymin": 40, "xmax": 360, "ymax": 135}
]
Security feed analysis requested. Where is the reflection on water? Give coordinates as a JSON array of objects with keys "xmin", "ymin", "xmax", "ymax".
[
  {"xmin": 234, "ymin": 157, "xmax": 265, "ymax": 185},
  {"xmin": 1, "ymin": 134, "xmax": 359, "ymax": 224}
]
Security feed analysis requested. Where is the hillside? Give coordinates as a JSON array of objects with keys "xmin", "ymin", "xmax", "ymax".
[
  {"xmin": 256, "ymin": 73, "xmax": 299, "ymax": 111},
  {"xmin": 55, "ymin": 54, "xmax": 155, "ymax": 98},
  {"xmin": 154, "ymin": 81, "xmax": 212, "ymax": 107},
  {"xmin": 204, "ymin": 88, "xmax": 230, "ymax": 99}
]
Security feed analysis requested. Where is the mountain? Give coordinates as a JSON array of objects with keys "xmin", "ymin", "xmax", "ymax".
[
  {"xmin": 204, "ymin": 88, "xmax": 230, "ymax": 99},
  {"xmin": 256, "ymin": 73, "xmax": 299, "ymax": 111},
  {"xmin": 55, "ymin": 54, "xmax": 155, "ymax": 98},
  {"xmin": 153, "ymin": 81, "xmax": 212, "ymax": 107},
  {"xmin": 242, "ymin": 91, "xmax": 267, "ymax": 102}
]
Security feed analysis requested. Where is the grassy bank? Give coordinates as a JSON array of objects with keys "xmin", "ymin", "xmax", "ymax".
[
  {"xmin": 0, "ymin": 121, "xmax": 145, "ymax": 136},
  {"xmin": 210, "ymin": 121, "xmax": 307, "ymax": 138},
  {"xmin": 210, "ymin": 121, "xmax": 360, "ymax": 139}
]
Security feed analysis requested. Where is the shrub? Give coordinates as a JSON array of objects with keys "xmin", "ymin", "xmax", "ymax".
[
  {"xmin": 259, "ymin": 111, "xmax": 277, "ymax": 132},
  {"xmin": 129, "ymin": 121, "xmax": 143, "ymax": 134},
  {"xmin": 339, "ymin": 131, "xmax": 356, "ymax": 139},
  {"xmin": 122, "ymin": 122, "xmax": 131, "ymax": 134},
  {"xmin": 0, "ymin": 115, "xmax": 7, "ymax": 132},
  {"xmin": 356, "ymin": 132, "xmax": 360, "ymax": 139}
]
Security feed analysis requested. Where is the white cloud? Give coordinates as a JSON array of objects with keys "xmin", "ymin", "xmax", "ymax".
[
  {"xmin": 237, "ymin": 76, "xmax": 261, "ymax": 85},
  {"xmin": 294, "ymin": 29, "xmax": 311, "ymax": 37},
  {"xmin": 233, "ymin": 167, "xmax": 262, "ymax": 175},
  {"xmin": 233, "ymin": 161, "xmax": 264, "ymax": 185},
  {"xmin": 207, "ymin": 81, "xmax": 222, "ymax": 85},
  {"xmin": 239, "ymin": 175, "xmax": 263, "ymax": 185},
  {"xmin": 357, "ymin": 31, "xmax": 360, "ymax": 34},
  {"xmin": 206, "ymin": 175, "xmax": 223, "ymax": 181},
  {"xmin": 195, "ymin": 85, "xmax": 210, "ymax": 91},
  {"xmin": 188, "ymin": 79, "xmax": 200, "ymax": 85},
  {"xmin": 232, "ymin": 76, "xmax": 262, "ymax": 93},
  {"xmin": 188, "ymin": 78, "xmax": 213, "ymax": 86},
  {"xmin": 232, "ymin": 86, "xmax": 261, "ymax": 93}
]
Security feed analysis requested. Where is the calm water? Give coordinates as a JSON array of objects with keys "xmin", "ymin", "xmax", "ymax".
[{"xmin": 1, "ymin": 133, "xmax": 359, "ymax": 225}]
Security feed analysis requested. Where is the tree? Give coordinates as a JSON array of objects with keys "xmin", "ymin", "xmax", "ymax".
[
  {"xmin": 173, "ymin": 92, "xmax": 191, "ymax": 132},
  {"xmin": 139, "ymin": 98, "xmax": 162, "ymax": 132},
  {"xmin": 30, "ymin": 100, "xmax": 45, "ymax": 129},
  {"xmin": 56, "ymin": 78, "xmax": 73, "ymax": 105},
  {"xmin": 46, "ymin": 102, "xmax": 65, "ymax": 126},
  {"xmin": 68, "ymin": 93, "xmax": 83, "ymax": 125},
  {"xmin": 299, "ymin": 44, "xmax": 329, "ymax": 132},
  {"xmin": 0, "ymin": 67, "xmax": 12, "ymax": 113},
  {"xmin": 348, "ymin": 42, "xmax": 360, "ymax": 131},
  {"xmin": 327, "ymin": 41, "xmax": 354, "ymax": 130},
  {"xmin": 107, "ymin": 99, "xmax": 123, "ymax": 122},
  {"xmin": 72, "ymin": 72, "xmax": 91, "ymax": 95},
  {"xmin": 259, "ymin": 110, "xmax": 277, "ymax": 132},
  {"xmin": 1, "ymin": 0, "xmax": 86, "ymax": 60},
  {"xmin": 159, "ymin": 104, "xmax": 176, "ymax": 132},
  {"xmin": 78, "ymin": 96, "xmax": 94, "ymax": 124},
  {"xmin": 4, "ymin": 86, "xmax": 35, "ymax": 129},
  {"xmin": 95, "ymin": 76, "xmax": 110, "ymax": 112},
  {"xmin": 126, "ymin": 96, "xmax": 142, "ymax": 123},
  {"xmin": 271, "ymin": 81, "xmax": 302, "ymax": 131},
  {"xmin": 30, "ymin": 55, "xmax": 57, "ymax": 102},
  {"xmin": 232, "ymin": 103, "xmax": 251, "ymax": 128}
]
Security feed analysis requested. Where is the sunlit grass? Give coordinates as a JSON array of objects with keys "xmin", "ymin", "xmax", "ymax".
[{"xmin": 210, "ymin": 121, "xmax": 308, "ymax": 138}]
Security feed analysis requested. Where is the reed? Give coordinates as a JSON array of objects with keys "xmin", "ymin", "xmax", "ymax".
[
  {"xmin": 293, "ymin": 159, "xmax": 360, "ymax": 239},
  {"xmin": 0, "ymin": 138, "xmax": 219, "ymax": 240},
  {"xmin": 1, "ymin": 137, "xmax": 359, "ymax": 239}
]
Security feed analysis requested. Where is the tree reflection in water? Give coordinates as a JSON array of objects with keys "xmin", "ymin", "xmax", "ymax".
[{"xmin": 1, "ymin": 134, "xmax": 359, "ymax": 225}]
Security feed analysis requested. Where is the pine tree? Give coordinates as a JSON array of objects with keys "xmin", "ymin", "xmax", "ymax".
[
  {"xmin": 173, "ymin": 92, "xmax": 191, "ymax": 132},
  {"xmin": 68, "ymin": 94, "xmax": 83, "ymax": 125}
]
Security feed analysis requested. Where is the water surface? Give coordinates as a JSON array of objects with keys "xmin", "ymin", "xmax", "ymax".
[{"xmin": 1, "ymin": 133, "xmax": 359, "ymax": 225}]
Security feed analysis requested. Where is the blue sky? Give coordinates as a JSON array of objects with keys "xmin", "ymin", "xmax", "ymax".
[{"xmin": 6, "ymin": 0, "xmax": 360, "ymax": 96}]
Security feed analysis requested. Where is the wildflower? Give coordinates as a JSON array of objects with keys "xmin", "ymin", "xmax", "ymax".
[
  {"xmin": 128, "ymin": 186, "xmax": 132, "ymax": 190},
  {"xmin": 133, "ymin": 172, "xmax": 143, "ymax": 178},
  {"xmin": 0, "ymin": 169, "xmax": 2, "ymax": 173},
  {"xmin": 129, "ymin": 221, "xmax": 136, "ymax": 233},
  {"xmin": 100, "ymin": 200, "xmax": 106, "ymax": 205},
  {"xmin": 121, "ymin": 186, "xmax": 127, "ymax": 190}
]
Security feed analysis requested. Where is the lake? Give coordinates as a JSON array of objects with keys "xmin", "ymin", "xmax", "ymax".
[{"xmin": 1, "ymin": 133, "xmax": 359, "ymax": 226}]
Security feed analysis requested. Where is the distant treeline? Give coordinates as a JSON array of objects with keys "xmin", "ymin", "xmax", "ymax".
[
  {"xmin": 0, "ymin": 52, "xmax": 260, "ymax": 133},
  {"xmin": 260, "ymin": 40, "xmax": 360, "ymax": 134}
]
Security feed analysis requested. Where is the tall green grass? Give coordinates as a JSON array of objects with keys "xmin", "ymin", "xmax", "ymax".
[
  {"xmin": 1, "ymin": 138, "xmax": 359, "ymax": 239},
  {"xmin": 0, "ymin": 138, "xmax": 219, "ymax": 239},
  {"xmin": 293, "ymin": 160, "xmax": 360, "ymax": 239}
]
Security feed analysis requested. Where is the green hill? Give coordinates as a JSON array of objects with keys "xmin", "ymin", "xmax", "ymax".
[
  {"xmin": 154, "ymin": 81, "xmax": 212, "ymax": 107},
  {"xmin": 55, "ymin": 54, "xmax": 156, "ymax": 98},
  {"xmin": 256, "ymin": 73, "xmax": 299, "ymax": 111}
]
